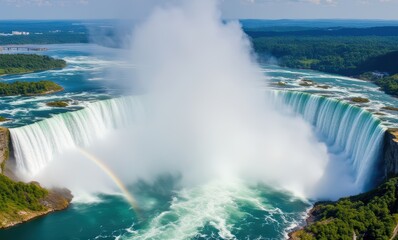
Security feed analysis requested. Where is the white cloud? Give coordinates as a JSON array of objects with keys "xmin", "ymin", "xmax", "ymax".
[
  {"xmin": 3, "ymin": 0, "xmax": 88, "ymax": 7},
  {"xmin": 244, "ymin": 0, "xmax": 337, "ymax": 5}
]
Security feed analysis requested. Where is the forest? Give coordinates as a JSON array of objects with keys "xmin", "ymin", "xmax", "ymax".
[
  {"xmin": 0, "ymin": 54, "xmax": 66, "ymax": 75},
  {"xmin": 250, "ymin": 36, "xmax": 398, "ymax": 75},
  {"xmin": 0, "ymin": 34, "xmax": 88, "ymax": 45},
  {"xmin": 0, "ymin": 174, "xmax": 47, "ymax": 212},
  {"xmin": 249, "ymin": 34, "xmax": 398, "ymax": 95},
  {"xmin": 292, "ymin": 177, "xmax": 398, "ymax": 240}
]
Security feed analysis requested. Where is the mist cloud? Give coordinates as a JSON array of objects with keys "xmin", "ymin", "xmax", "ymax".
[
  {"xmin": 33, "ymin": 0, "xmax": 360, "ymax": 201},
  {"xmin": 109, "ymin": 0, "xmax": 330, "ymax": 198}
]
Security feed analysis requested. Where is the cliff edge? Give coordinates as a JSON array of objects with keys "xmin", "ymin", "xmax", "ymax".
[
  {"xmin": 0, "ymin": 174, "xmax": 73, "ymax": 229},
  {"xmin": 0, "ymin": 127, "xmax": 9, "ymax": 173},
  {"xmin": 382, "ymin": 128, "xmax": 398, "ymax": 179}
]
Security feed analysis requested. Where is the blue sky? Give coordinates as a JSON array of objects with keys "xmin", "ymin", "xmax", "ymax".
[{"xmin": 0, "ymin": 0, "xmax": 398, "ymax": 20}]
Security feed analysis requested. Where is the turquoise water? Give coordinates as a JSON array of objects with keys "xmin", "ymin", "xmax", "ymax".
[
  {"xmin": 1, "ymin": 45, "xmax": 397, "ymax": 128},
  {"xmin": 0, "ymin": 177, "xmax": 310, "ymax": 240},
  {"xmin": 0, "ymin": 44, "xmax": 127, "ymax": 127},
  {"xmin": 264, "ymin": 66, "xmax": 398, "ymax": 127},
  {"xmin": 0, "ymin": 43, "xmax": 396, "ymax": 239}
]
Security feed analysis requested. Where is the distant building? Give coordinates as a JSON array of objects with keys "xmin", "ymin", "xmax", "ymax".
[
  {"xmin": 372, "ymin": 71, "xmax": 390, "ymax": 79},
  {"xmin": 11, "ymin": 31, "xmax": 30, "ymax": 36}
]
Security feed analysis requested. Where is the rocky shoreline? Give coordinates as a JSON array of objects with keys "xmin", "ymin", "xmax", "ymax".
[
  {"xmin": 287, "ymin": 205, "xmax": 322, "ymax": 240},
  {"xmin": 0, "ymin": 186, "xmax": 73, "ymax": 229}
]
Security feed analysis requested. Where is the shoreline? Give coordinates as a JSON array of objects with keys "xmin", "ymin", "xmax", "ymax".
[
  {"xmin": 0, "ymin": 187, "xmax": 73, "ymax": 229},
  {"xmin": 0, "ymin": 67, "xmax": 65, "ymax": 78},
  {"xmin": 287, "ymin": 177, "xmax": 398, "ymax": 239},
  {"xmin": 287, "ymin": 206, "xmax": 318, "ymax": 240}
]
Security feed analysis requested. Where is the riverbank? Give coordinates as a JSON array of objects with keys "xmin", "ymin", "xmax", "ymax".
[
  {"xmin": 0, "ymin": 183, "xmax": 73, "ymax": 229},
  {"xmin": 289, "ymin": 177, "xmax": 398, "ymax": 239},
  {"xmin": 0, "ymin": 173, "xmax": 73, "ymax": 229}
]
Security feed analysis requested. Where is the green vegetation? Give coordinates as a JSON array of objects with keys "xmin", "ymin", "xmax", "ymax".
[
  {"xmin": 375, "ymin": 74, "xmax": 398, "ymax": 97},
  {"xmin": 0, "ymin": 34, "xmax": 88, "ymax": 45},
  {"xmin": 251, "ymin": 35, "xmax": 398, "ymax": 96},
  {"xmin": 0, "ymin": 174, "xmax": 48, "ymax": 215},
  {"xmin": 360, "ymin": 73, "xmax": 398, "ymax": 97},
  {"xmin": 292, "ymin": 177, "xmax": 398, "ymax": 240},
  {"xmin": 0, "ymin": 116, "xmax": 8, "ymax": 122},
  {"xmin": 0, "ymin": 80, "xmax": 63, "ymax": 96},
  {"xmin": 252, "ymin": 36, "xmax": 398, "ymax": 75},
  {"xmin": 0, "ymin": 54, "xmax": 66, "ymax": 75},
  {"xmin": 350, "ymin": 97, "xmax": 370, "ymax": 103},
  {"xmin": 0, "ymin": 148, "xmax": 8, "ymax": 173},
  {"xmin": 46, "ymin": 101, "xmax": 69, "ymax": 108}
]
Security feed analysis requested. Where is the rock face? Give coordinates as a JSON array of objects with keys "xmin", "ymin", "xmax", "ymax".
[
  {"xmin": 0, "ymin": 185, "xmax": 73, "ymax": 229},
  {"xmin": 382, "ymin": 129, "xmax": 398, "ymax": 179},
  {"xmin": 41, "ymin": 188, "xmax": 73, "ymax": 211},
  {"xmin": 0, "ymin": 127, "xmax": 9, "ymax": 173}
]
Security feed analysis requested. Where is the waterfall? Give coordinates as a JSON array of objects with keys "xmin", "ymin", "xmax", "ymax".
[
  {"xmin": 10, "ymin": 97, "xmax": 145, "ymax": 175},
  {"xmin": 269, "ymin": 91, "xmax": 385, "ymax": 189},
  {"xmin": 10, "ymin": 91, "xmax": 386, "ymax": 190}
]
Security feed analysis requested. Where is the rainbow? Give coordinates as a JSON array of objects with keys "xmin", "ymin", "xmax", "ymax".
[{"xmin": 78, "ymin": 148, "xmax": 140, "ymax": 213}]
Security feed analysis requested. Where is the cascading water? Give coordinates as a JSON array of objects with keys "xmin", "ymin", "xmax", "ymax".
[
  {"xmin": 10, "ymin": 97, "xmax": 145, "ymax": 175},
  {"xmin": 269, "ymin": 90, "xmax": 386, "ymax": 190},
  {"xmin": 9, "ymin": 91, "xmax": 386, "ymax": 191}
]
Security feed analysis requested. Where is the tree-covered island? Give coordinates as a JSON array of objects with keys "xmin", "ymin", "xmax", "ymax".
[
  {"xmin": 0, "ymin": 80, "xmax": 63, "ymax": 96},
  {"xmin": 0, "ymin": 54, "xmax": 66, "ymax": 75}
]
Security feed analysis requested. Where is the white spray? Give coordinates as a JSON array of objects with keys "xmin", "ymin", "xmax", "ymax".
[
  {"xmin": 17, "ymin": 0, "xmax": 361, "ymax": 201},
  {"xmin": 117, "ymin": 0, "xmax": 329, "ymax": 198}
]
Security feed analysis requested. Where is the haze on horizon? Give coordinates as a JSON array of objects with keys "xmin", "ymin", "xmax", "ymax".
[{"xmin": 0, "ymin": 0, "xmax": 398, "ymax": 20}]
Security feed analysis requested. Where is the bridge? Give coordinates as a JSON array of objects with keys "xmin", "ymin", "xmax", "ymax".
[{"xmin": 0, "ymin": 46, "xmax": 48, "ymax": 52}]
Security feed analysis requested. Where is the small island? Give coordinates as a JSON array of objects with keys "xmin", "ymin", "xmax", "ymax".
[
  {"xmin": 382, "ymin": 106, "xmax": 398, "ymax": 112},
  {"xmin": 299, "ymin": 79, "xmax": 315, "ymax": 87},
  {"xmin": 0, "ymin": 117, "xmax": 9, "ymax": 122},
  {"xmin": 0, "ymin": 80, "xmax": 63, "ymax": 96},
  {"xmin": 0, "ymin": 54, "xmax": 66, "ymax": 75},
  {"xmin": 350, "ymin": 97, "xmax": 370, "ymax": 103},
  {"xmin": 46, "ymin": 100, "xmax": 69, "ymax": 108}
]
